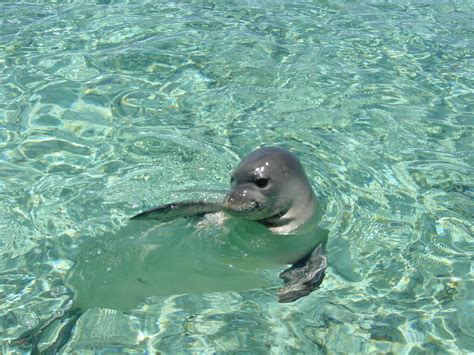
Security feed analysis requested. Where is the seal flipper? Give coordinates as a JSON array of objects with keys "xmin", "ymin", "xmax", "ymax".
[
  {"xmin": 41, "ymin": 308, "xmax": 82, "ymax": 354},
  {"xmin": 14, "ymin": 308, "xmax": 82, "ymax": 354},
  {"xmin": 131, "ymin": 201, "xmax": 223, "ymax": 221},
  {"xmin": 277, "ymin": 244, "xmax": 327, "ymax": 303}
]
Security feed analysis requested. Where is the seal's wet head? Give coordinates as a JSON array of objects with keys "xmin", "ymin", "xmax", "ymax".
[{"xmin": 224, "ymin": 147, "xmax": 316, "ymax": 233}]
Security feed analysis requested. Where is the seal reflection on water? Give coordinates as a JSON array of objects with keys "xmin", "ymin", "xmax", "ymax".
[{"xmin": 132, "ymin": 146, "xmax": 328, "ymax": 302}]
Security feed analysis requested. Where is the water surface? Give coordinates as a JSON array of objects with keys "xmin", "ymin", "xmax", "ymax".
[{"xmin": 1, "ymin": 0, "xmax": 473, "ymax": 353}]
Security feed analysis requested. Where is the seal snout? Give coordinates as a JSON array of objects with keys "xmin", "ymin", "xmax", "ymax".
[
  {"xmin": 223, "ymin": 190, "xmax": 234, "ymax": 209},
  {"xmin": 224, "ymin": 189, "xmax": 261, "ymax": 215},
  {"xmin": 223, "ymin": 190, "xmax": 243, "ymax": 210}
]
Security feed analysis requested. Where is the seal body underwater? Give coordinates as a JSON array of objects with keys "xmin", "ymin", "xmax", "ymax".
[
  {"xmin": 15, "ymin": 147, "xmax": 327, "ymax": 353},
  {"xmin": 132, "ymin": 146, "xmax": 328, "ymax": 302}
]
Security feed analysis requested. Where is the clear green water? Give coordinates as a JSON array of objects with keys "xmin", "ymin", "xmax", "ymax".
[{"xmin": 1, "ymin": 0, "xmax": 473, "ymax": 353}]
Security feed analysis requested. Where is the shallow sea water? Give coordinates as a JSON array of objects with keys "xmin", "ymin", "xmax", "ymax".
[{"xmin": 1, "ymin": 0, "xmax": 473, "ymax": 353}]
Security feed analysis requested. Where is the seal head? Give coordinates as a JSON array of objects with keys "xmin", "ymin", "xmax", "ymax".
[{"xmin": 224, "ymin": 147, "xmax": 318, "ymax": 234}]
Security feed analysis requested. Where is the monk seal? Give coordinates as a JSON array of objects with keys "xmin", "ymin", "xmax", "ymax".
[
  {"xmin": 132, "ymin": 146, "xmax": 328, "ymax": 302},
  {"xmin": 14, "ymin": 147, "xmax": 327, "ymax": 353}
]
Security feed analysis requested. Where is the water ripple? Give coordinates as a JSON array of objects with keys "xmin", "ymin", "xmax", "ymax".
[{"xmin": 1, "ymin": 0, "xmax": 473, "ymax": 353}]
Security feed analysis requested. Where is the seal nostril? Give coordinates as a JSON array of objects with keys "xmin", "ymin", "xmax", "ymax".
[{"xmin": 225, "ymin": 191, "xmax": 238, "ymax": 204}]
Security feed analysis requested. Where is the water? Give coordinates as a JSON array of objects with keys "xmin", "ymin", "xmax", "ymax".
[{"xmin": 1, "ymin": 0, "xmax": 473, "ymax": 353}]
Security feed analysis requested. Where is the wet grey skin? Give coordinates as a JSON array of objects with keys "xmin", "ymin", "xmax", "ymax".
[{"xmin": 132, "ymin": 146, "xmax": 328, "ymax": 302}]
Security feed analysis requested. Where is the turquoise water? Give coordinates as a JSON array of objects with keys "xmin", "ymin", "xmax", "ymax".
[{"xmin": 1, "ymin": 0, "xmax": 473, "ymax": 353}]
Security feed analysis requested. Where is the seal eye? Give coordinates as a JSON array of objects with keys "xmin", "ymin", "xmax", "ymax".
[{"xmin": 255, "ymin": 178, "xmax": 268, "ymax": 188}]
